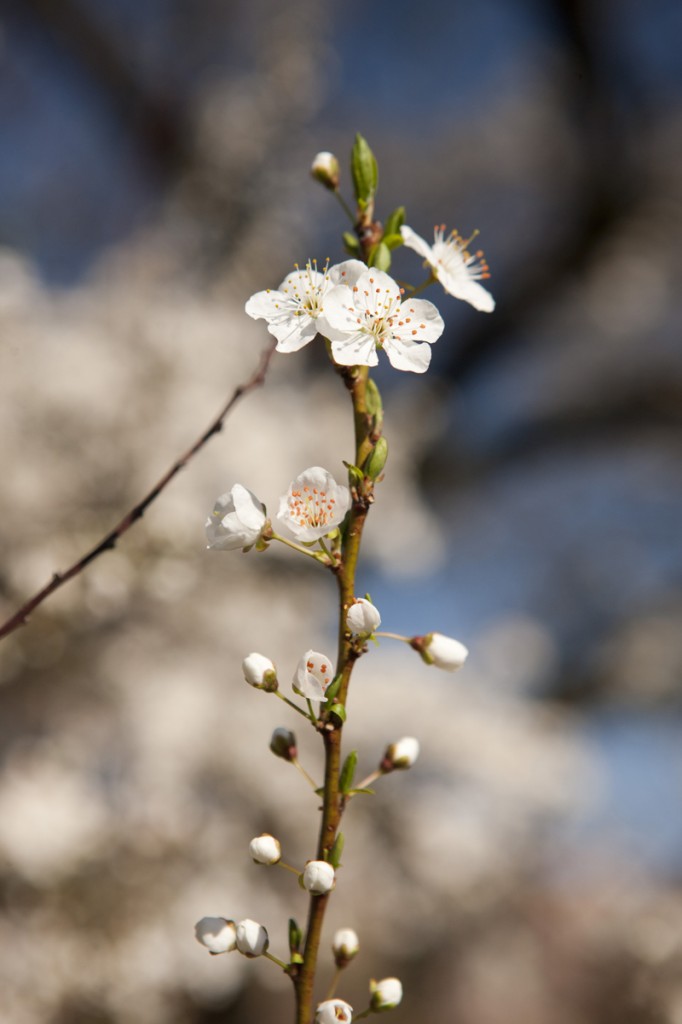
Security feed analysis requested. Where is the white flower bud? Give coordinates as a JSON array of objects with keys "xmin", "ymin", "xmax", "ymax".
[
  {"xmin": 302, "ymin": 860, "xmax": 335, "ymax": 895},
  {"xmin": 332, "ymin": 927, "xmax": 360, "ymax": 967},
  {"xmin": 235, "ymin": 918, "xmax": 269, "ymax": 957},
  {"xmin": 205, "ymin": 484, "xmax": 266, "ymax": 551},
  {"xmin": 316, "ymin": 998, "xmax": 353, "ymax": 1023},
  {"xmin": 370, "ymin": 977, "xmax": 403, "ymax": 1011},
  {"xmin": 382, "ymin": 736, "xmax": 419, "ymax": 771},
  {"xmin": 194, "ymin": 916, "xmax": 237, "ymax": 955},
  {"xmin": 412, "ymin": 632, "xmax": 468, "ymax": 671},
  {"xmin": 346, "ymin": 598, "xmax": 381, "ymax": 635},
  {"xmin": 242, "ymin": 653, "xmax": 278, "ymax": 691},
  {"xmin": 270, "ymin": 727, "xmax": 297, "ymax": 761},
  {"xmin": 249, "ymin": 833, "xmax": 281, "ymax": 865},
  {"xmin": 311, "ymin": 152, "xmax": 340, "ymax": 190}
]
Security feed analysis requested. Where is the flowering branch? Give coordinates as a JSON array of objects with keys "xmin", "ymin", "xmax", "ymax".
[
  {"xmin": 195, "ymin": 133, "xmax": 492, "ymax": 1024},
  {"xmin": 0, "ymin": 338, "xmax": 277, "ymax": 643}
]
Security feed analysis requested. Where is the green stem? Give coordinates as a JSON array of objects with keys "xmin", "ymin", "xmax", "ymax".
[
  {"xmin": 265, "ymin": 951, "xmax": 290, "ymax": 971},
  {"xmin": 292, "ymin": 757, "xmax": 319, "ymax": 791},
  {"xmin": 293, "ymin": 364, "xmax": 377, "ymax": 1024},
  {"xmin": 271, "ymin": 532, "xmax": 331, "ymax": 565},
  {"xmin": 274, "ymin": 691, "xmax": 311, "ymax": 719},
  {"xmin": 334, "ymin": 189, "xmax": 356, "ymax": 225}
]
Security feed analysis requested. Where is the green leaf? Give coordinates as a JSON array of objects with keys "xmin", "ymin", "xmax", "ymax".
[
  {"xmin": 382, "ymin": 232, "xmax": 404, "ymax": 250},
  {"xmin": 351, "ymin": 133, "xmax": 378, "ymax": 205},
  {"xmin": 343, "ymin": 460, "xmax": 364, "ymax": 489},
  {"xmin": 339, "ymin": 750, "xmax": 358, "ymax": 794},
  {"xmin": 384, "ymin": 205, "xmax": 406, "ymax": 236},
  {"xmin": 363, "ymin": 436, "xmax": 388, "ymax": 480},
  {"xmin": 288, "ymin": 918, "xmax": 303, "ymax": 954},
  {"xmin": 329, "ymin": 831, "xmax": 345, "ymax": 869},
  {"xmin": 328, "ymin": 702, "xmax": 347, "ymax": 723},
  {"xmin": 342, "ymin": 231, "xmax": 360, "ymax": 256},
  {"xmin": 347, "ymin": 787, "xmax": 375, "ymax": 796},
  {"xmin": 368, "ymin": 241, "xmax": 391, "ymax": 272},
  {"xmin": 324, "ymin": 674, "xmax": 342, "ymax": 704}
]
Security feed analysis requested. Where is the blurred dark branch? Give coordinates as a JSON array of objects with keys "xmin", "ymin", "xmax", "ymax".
[
  {"xmin": 3, "ymin": 0, "xmax": 188, "ymax": 173},
  {"xmin": 0, "ymin": 340, "xmax": 277, "ymax": 643}
]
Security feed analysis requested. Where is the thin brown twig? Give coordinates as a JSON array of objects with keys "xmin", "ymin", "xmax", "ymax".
[{"xmin": 0, "ymin": 339, "xmax": 278, "ymax": 643}]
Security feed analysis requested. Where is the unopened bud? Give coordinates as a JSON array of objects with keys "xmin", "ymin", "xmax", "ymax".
[
  {"xmin": 302, "ymin": 860, "xmax": 335, "ymax": 895},
  {"xmin": 235, "ymin": 918, "xmax": 269, "ymax": 958},
  {"xmin": 346, "ymin": 597, "xmax": 381, "ymax": 636},
  {"xmin": 381, "ymin": 736, "xmax": 419, "ymax": 772},
  {"xmin": 249, "ymin": 833, "xmax": 282, "ymax": 865},
  {"xmin": 242, "ymin": 653, "xmax": 278, "ymax": 691},
  {"xmin": 316, "ymin": 999, "xmax": 353, "ymax": 1024},
  {"xmin": 270, "ymin": 727, "xmax": 297, "ymax": 761},
  {"xmin": 194, "ymin": 916, "xmax": 237, "ymax": 955},
  {"xmin": 311, "ymin": 151, "xmax": 340, "ymax": 190},
  {"xmin": 370, "ymin": 977, "xmax": 403, "ymax": 1011},
  {"xmin": 332, "ymin": 927, "xmax": 360, "ymax": 968},
  {"xmin": 363, "ymin": 436, "xmax": 388, "ymax": 480},
  {"xmin": 410, "ymin": 632, "xmax": 468, "ymax": 672}
]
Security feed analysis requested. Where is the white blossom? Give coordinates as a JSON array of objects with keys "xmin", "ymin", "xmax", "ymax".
[
  {"xmin": 383, "ymin": 736, "xmax": 420, "ymax": 770},
  {"xmin": 320, "ymin": 267, "xmax": 444, "ymax": 373},
  {"xmin": 235, "ymin": 918, "xmax": 269, "ymax": 957},
  {"xmin": 248, "ymin": 833, "xmax": 281, "ymax": 865},
  {"xmin": 346, "ymin": 597, "xmax": 381, "ymax": 635},
  {"xmin": 205, "ymin": 484, "xmax": 266, "ymax": 551},
  {"xmin": 400, "ymin": 224, "xmax": 494, "ymax": 312},
  {"xmin": 332, "ymin": 927, "xmax": 360, "ymax": 965},
  {"xmin": 303, "ymin": 859, "xmax": 335, "ymax": 895},
  {"xmin": 245, "ymin": 260, "xmax": 365, "ymax": 353},
  {"xmin": 242, "ymin": 653, "xmax": 278, "ymax": 690},
  {"xmin": 370, "ymin": 977, "xmax": 403, "ymax": 1010},
  {"xmin": 418, "ymin": 632, "xmax": 469, "ymax": 671},
  {"xmin": 316, "ymin": 999, "xmax": 353, "ymax": 1023},
  {"xmin": 293, "ymin": 650, "xmax": 335, "ymax": 702},
  {"xmin": 194, "ymin": 916, "xmax": 237, "ymax": 955},
  {"xmin": 277, "ymin": 466, "xmax": 351, "ymax": 542}
]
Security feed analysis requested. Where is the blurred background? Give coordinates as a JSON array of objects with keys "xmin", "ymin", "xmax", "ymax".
[{"xmin": 1, "ymin": 0, "xmax": 681, "ymax": 1021}]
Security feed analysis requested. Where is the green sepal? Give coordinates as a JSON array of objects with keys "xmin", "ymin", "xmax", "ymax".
[
  {"xmin": 351, "ymin": 133, "xmax": 378, "ymax": 206},
  {"xmin": 324, "ymin": 674, "xmax": 343, "ymax": 704},
  {"xmin": 382, "ymin": 232, "xmax": 404, "ymax": 250},
  {"xmin": 343, "ymin": 231, "xmax": 361, "ymax": 256},
  {"xmin": 384, "ymin": 205, "xmax": 406, "ymax": 236},
  {"xmin": 328, "ymin": 703, "xmax": 347, "ymax": 723},
  {"xmin": 339, "ymin": 750, "xmax": 358, "ymax": 794},
  {"xmin": 329, "ymin": 831, "xmax": 345, "ymax": 869},
  {"xmin": 288, "ymin": 918, "xmax": 303, "ymax": 955},
  {"xmin": 368, "ymin": 241, "xmax": 391, "ymax": 272}
]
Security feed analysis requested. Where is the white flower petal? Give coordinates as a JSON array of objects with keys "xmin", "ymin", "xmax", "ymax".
[
  {"xmin": 293, "ymin": 649, "xmax": 334, "ymax": 702},
  {"xmin": 400, "ymin": 225, "xmax": 433, "ymax": 261},
  {"xmin": 383, "ymin": 336, "xmax": 432, "ymax": 373},
  {"xmin": 206, "ymin": 485, "xmax": 266, "ymax": 551}
]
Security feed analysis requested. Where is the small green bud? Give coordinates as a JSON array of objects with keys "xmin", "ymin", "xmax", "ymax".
[
  {"xmin": 311, "ymin": 151, "xmax": 340, "ymax": 190},
  {"xmin": 351, "ymin": 133, "xmax": 378, "ymax": 206},
  {"xmin": 363, "ymin": 436, "xmax": 388, "ymax": 480}
]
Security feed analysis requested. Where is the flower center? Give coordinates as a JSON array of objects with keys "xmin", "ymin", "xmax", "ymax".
[
  {"xmin": 282, "ymin": 260, "xmax": 330, "ymax": 318},
  {"xmin": 433, "ymin": 224, "xmax": 490, "ymax": 281},
  {"xmin": 288, "ymin": 485, "xmax": 337, "ymax": 529}
]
